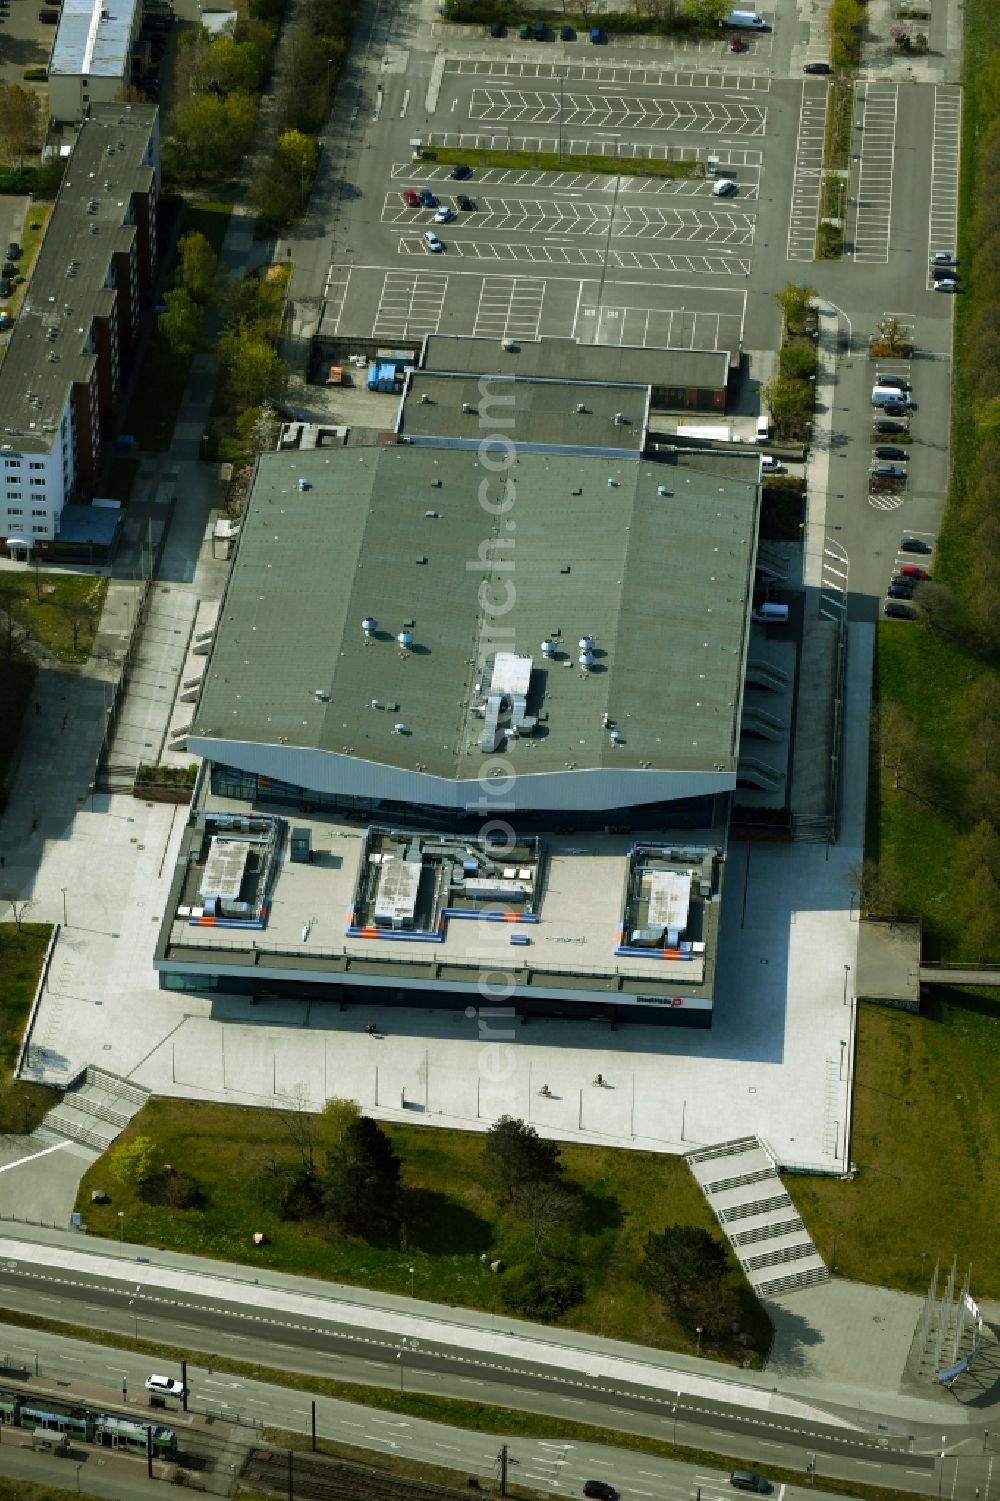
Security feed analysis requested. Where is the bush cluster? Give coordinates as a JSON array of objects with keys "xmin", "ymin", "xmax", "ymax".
[{"xmin": 249, "ymin": 0, "xmax": 356, "ymax": 229}]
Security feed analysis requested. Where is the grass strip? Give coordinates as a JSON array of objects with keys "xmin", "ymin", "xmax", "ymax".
[
  {"xmin": 422, "ymin": 146, "xmax": 700, "ymax": 180},
  {"xmin": 0, "ymin": 924, "xmax": 60, "ymax": 1135},
  {"xmin": 0, "ymin": 1305, "xmax": 924, "ymax": 1501}
]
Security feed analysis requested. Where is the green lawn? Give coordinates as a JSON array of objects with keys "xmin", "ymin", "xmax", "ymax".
[
  {"xmin": 1, "ymin": 571, "xmax": 107, "ymax": 665},
  {"xmin": 793, "ymin": 994, "xmax": 1000, "ymax": 1295},
  {"xmin": 0, "ymin": 924, "xmax": 60, "ymax": 1133},
  {"xmin": 869, "ymin": 624, "xmax": 980, "ymax": 958},
  {"xmin": 76, "ymin": 1100, "xmax": 770, "ymax": 1361}
]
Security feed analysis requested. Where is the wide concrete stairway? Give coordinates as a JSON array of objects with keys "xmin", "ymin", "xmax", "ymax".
[
  {"xmin": 43, "ymin": 1066, "xmax": 150, "ymax": 1152},
  {"xmin": 686, "ymin": 1136, "xmax": 829, "ymax": 1298}
]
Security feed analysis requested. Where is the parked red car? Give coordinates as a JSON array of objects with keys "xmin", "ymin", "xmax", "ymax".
[
  {"xmin": 898, "ymin": 565, "xmax": 930, "ymax": 580},
  {"xmin": 402, "ymin": 188, "xmax": 420, "ymax": 207},
  {"xmin": 729, "ymin": 31, "xmax": 742, "ymax": 51}
]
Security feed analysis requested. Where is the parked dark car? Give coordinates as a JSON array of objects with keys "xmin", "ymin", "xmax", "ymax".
[
  {"xmin": 730, "ymin": 1476, "xmax": 773, "ymax": 1495},
  {"xmin": 4, "ymin": 243, "xmax": 18, "ymax": 261},
  {"xmin": 456, "ymin": 194, "xmax": 474, "ymax": 211},
  {"xmin": 559, "ymin": 24, "xmax": 574, "ymax": 38},
  {"xmin": 900, "ymin": 536, "xmax": 932, "ymax": 554},
  {"xmin": 887, "ymin": 579, "xmax": 915, "ymax": 599},
  {"xmin": 583, "ymin": 1485, "xmax": 618, "ymax": 1501},
  {"xmin": 803, "ymin": 61, "xmax": 832, "ymax": 73},
  {"xmin": 872, "ymin": 463, "xmax": 907, "ymax": 480},
  {"xmin": 450, "ymin": 163, "xmax": 472, "ymax": 180},
  {"xmin": 881, "ymin": 400, "xmax": 911, "ymax": 416},
  {"xmin": 532, "ymin": 18, "xmax": 544, "ymax": 37},
  {"xmin": 489, "ymin": 20, "xmax": 504, "ymax": 35},
  {"xmin": 873, "ymin": 419, "xmax": 907, "ymax": 435},
  {"xmin": 873, "ymin": 446, "xmax": 907, "ymax": 460},
  {"xmin": 1, "ymin": 262, "xmax": 15, "ymax": 278},
  {"xmin": 0, "ymin": 279, "xmax": 12, "ymax": 298},
  {"xmin": 884, "ymin": 601, "xmax": 915, "ymax": 619},
  {"xmin": 419, "ymin": 187, "xmax": 437, "ymax": 208},
  {"xmin": 876, "ymin": 374, "xmax": 911, "ymax": 391}
]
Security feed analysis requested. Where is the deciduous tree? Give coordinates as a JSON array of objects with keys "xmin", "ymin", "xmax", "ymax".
[
  {"xmin": 109, "ymin": 1134, "xmax": 162, "ymax": 1187},
  {"xmin": 639, "ymin": 1225, "xmax": 729, "ymax": 1314}
]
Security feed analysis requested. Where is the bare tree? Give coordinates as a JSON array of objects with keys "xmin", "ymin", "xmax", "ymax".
[
  {"xmin": 511, "ymin": 1180, "xmax": 583, "ymax": 1254},
  {"xmin": 873, "ymin": 703, "xmax": 937, "ymax": 808},
  {"xmin": 275, "ymin": 1086, "xmax": 318, "ymax": 1178},
  {"xmin": 847, "ymin": 858, "xmax": 902, "ymax": 919},
  {"xmin": 1, "ymin": 889, "xmax": 34, "ymax": 929},
  {"xmin": 59, "ymin": 597, "xmax": 97, "ymax": 655},
  {"xmin": 911, "ymin": 580, "xmax": 959, "ymax": 638}
]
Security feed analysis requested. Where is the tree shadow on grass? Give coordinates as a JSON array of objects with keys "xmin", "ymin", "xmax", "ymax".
[
  {"xmin": 402, "ymin": 1187, "xmax": 493, "ymax": 1256},
  {"xmin": 570, "ymin": 1184, "xmax": 624, "ymax": 1236}
]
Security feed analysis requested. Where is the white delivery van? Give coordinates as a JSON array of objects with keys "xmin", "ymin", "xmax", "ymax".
[
  {"xmin": 752, "ymin": 603, "xmax": 789, "ymax": 623},
  {"xmin": 755, "ymin": 413, "xmax": 770, "ymax": 442},
  {"xmin": 722, "ymin": 10, "xmax": 768, "ymax": 28},
  {"xmin": 872, "ymin": 385, "xmax": 912, "ymax": 408}
]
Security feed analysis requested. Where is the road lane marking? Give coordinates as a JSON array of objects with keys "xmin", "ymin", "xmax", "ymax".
[{"xmin": 0, "ymin": 1141, "xmax": 68, "ymax": 1174}]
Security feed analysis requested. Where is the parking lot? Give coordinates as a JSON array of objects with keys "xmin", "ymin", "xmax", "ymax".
[{"xmin": 319, "ymin": 52, "xmax": 776, "ymax": 348}]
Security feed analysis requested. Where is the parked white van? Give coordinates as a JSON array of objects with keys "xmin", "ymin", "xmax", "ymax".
[
  {"xmin": 752, "ymin": 603, "xmax": 789, "ymax": 623},
  {"xmin": 755, "ymin": 413, "xmax": 771, "ymax": 442},
  {"xmin": 872, "ymin": 385, "xmax": 913, "ymax": 408},
  {"xmin": 721, "ymin": 10, "xmax": 768, "ymax": 28}
]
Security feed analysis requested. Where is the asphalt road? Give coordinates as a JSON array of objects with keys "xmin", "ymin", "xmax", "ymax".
[
  {"xmin": 0, "ymin": 1320, "xmax": 976, "ymax": 1501},
  {"xmin": 0, "ymin": 1250, "xmax": 994, "ymax": 1501}
]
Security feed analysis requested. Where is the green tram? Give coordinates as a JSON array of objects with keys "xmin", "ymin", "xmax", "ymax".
[{"xmin": 0, "ymin": 1389, "xmax": 177, "ymax": 1460}]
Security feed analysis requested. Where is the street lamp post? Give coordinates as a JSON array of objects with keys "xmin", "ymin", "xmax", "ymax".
[
  {"xmin": 695, "ymin": 1326, "xmax": 703, "ymax": 1357},
  {"xmin": 117, "ymin": 1211, "xmax": 125, "ymax": 1253},
  {"xmin": 409, "ymin": 1265, "xmax": 415, "ymax": 1299},
  {"xmin": 60, "ymin": 887, "xmax": 67, "ymax": 926},
  {"xmin": 938, "ymin": 1438, "xmax": 947, "ymax": 1501},
  {"xmin": 672, "ymin": 1394, "xmax": 679, "ymax": 1446}
]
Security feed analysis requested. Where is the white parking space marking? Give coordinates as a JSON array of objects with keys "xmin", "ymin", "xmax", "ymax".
[
  {"xmin": 819, "ymin": 539, "xmax": 849, "ymax": 621},
  {"xmin": 444, "ymin": 58, "xmax": 771, "ymax": 92},
  {"xmin": 398, "ymin": 236, "xmax": 751, "ymax": 277},
  {"xmin": 849, "ymin": 81, "xmax": 897, "ymax": 264},
  {"xmin": 786, "ymin": 81, "xmax": 827, "ymax": 261},
  {"xmin": 468, "ymin": 89, "xmax": 767, "ymax": 136},
  {"xmin": 583, "ymin": 301, "xmax": 730, "ymax": 352},
  {"xmin": 386, "ymin": 195, "xmax": 755, "ymax": 245},
  {"xmin": 928, "ymin": 85, "xmax": 961, "ymax": 270},
  {"xmin": 322, "ymin": 268, "xmax": 352, "ymax": 334},
  {"xmin": 372, "ymin": 270, "xmax": 448, "ymax": 339},
  {"xmin": 473, "ymin": 276, "xmax": 546, "ymax": 338}
]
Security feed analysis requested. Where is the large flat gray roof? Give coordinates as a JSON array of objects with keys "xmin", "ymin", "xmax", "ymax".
[
  {"xmin": 192, "ymin": 443, "xmax": 760, "ymax": 781},
  {"xmin": 0, "ymin": 105, "xmax": 157, "ymax": 454},
  {"xmin": 421, "ymin": 334, "xmax": 731, "ymax": 391},
  {"xmin": 50, "ymin": 0, "xmax": 138, "ymax": 77},
  {"xmin": 398, "ymin": 370, "xmax": 647, "ymax": 452}
]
